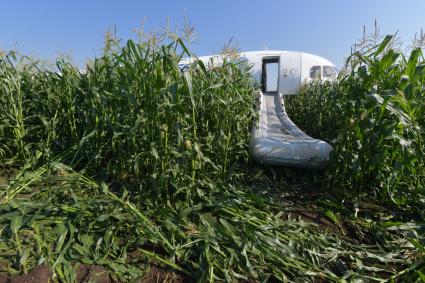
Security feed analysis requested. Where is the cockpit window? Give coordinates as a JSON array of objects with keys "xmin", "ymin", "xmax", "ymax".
[
  {"xmin": 323, "ymin": 66, "xmax": 337, "ymax": 77},
  {"xmin": 309, "ymin": 66, "xmax": 321, "ymax": 78}
]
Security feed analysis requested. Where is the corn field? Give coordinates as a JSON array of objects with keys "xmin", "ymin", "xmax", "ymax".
[
  {"xmin": 0, "ymin": 33, "xmax": 424, "ymax": 282},
  {"xmin": 286, "ymin": 35, "xmax": 425, "ymax": 215}
]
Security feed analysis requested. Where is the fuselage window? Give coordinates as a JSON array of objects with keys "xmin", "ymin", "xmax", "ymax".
[{"xmin": 310, "ymin": 66, "xmax": 321, "ymax": 79}]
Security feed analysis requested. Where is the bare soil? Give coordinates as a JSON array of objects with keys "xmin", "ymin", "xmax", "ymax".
[
  {"xmin": 0, "ymin": 265, "xmax": 113, "ymax": 283},
  {"xmin": 138, "ymin": 266, "xmax": 186, "ymax": 283},
  {"xmin": 0, "ymin": 266, "xmax": 51, "ymax": 283}
]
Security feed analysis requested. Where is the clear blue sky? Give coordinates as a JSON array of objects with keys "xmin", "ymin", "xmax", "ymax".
[{"xmin": 1, "ymin": 1, "xmax": 424, "ymax": 68}]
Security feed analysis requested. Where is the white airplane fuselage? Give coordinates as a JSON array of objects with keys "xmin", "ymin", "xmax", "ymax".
[{"xmin": 181, "ymin": 50, "xmax": 338, "ymax": 95}]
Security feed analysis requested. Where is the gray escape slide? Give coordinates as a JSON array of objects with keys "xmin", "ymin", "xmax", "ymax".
[{"xmin": 250, "ymin": 91, "xmax": 332, "ymax": 168}]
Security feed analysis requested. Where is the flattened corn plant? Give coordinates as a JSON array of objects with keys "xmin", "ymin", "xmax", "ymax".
[
  {"xmin": 0, "ymin": 35, "xmax": 423, "ymax": 282},
  {"xmin": 1, "ymin": 162, "xmax": 421, "ymax": 282}
]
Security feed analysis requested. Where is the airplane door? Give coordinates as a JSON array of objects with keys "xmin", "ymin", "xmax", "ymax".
[{"xmin": 278, "ymin": 52, "xmax": 302, "ymax": 95}]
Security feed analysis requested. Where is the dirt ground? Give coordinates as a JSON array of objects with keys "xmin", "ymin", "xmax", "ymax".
[{"xmin": 0, "ymin": 264, "xmax": 187, "ymax": 283}]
